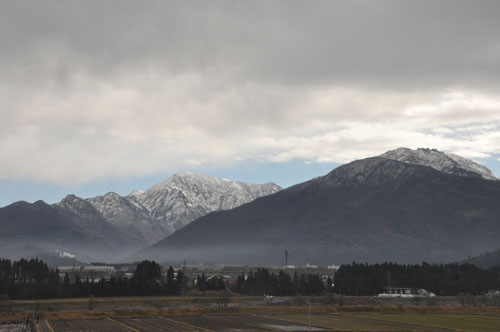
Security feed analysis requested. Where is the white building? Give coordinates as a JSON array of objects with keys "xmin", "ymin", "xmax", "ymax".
[{"xmin": 378, "ymin": 287, "xmax": 435, "ymax": 298}]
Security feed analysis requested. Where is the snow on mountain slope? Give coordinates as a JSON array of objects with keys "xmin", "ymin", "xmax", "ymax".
[
  {"xmin": 82, "ymin": 173, "xmax": 281, "ymax": 244},
  {"xmin": 380, "ymin": 148, "xmax": 497, "ymax": 180},
  {"xmin": 87, "ymin": 192, "xmax": 163, "ymax": 245},
  {"xmin": 130, "ymin": 173, "xmax": 282, "ymax": 236},
  {"xmin": 52, "ymin": 195, "xmax": 143, "ymax": 252}
]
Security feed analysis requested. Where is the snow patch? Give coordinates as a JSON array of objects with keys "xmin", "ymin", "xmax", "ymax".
[{"xmin": 380, "ymin": 147, "xmax": 497, "ymax": 181}]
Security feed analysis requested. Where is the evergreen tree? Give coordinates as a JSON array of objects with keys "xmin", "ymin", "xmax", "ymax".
[
  {"xmin": 166, "ymin": 266, "xmax": 176, "ymax": 295},
  {"xmin": 62, "ymin": 273, "xmax": 71, "ymax": 298},
  {"xmin": 176, "ymin": 269, "xmax": 186, "ymax": 295}
]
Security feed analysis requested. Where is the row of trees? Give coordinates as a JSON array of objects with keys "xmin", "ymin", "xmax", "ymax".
[
  {"xmin": 6, "ymin": 258, "xmax": 498, "ymax": 299},
  {"xmin": 0, "ymin": 259, "xmax": 186, "ymax": 300},
  {"xmin": 232, "ymin": 268, "xmax": 329, "ymax": 296},
  {"xmin": 334, "ymin": 262, "xmax": 500, "ymax": 296},
  {"xmin": 0, "ymin": 258, "xmax": 61, "ymax": 299}
]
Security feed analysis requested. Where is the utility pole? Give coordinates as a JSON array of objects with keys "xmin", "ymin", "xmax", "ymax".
[
  {"xmin": 285, "ymin": 250, "xmax": 288, "ymax": 270},
  {"xmin": 308, "ymin": 302, "xmax": 311, "ymax": 332}
]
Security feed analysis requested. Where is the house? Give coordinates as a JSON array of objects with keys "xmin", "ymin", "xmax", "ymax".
[{"xmin": 486, "ymin": 290, "xmax": 500, "ymax": 297}]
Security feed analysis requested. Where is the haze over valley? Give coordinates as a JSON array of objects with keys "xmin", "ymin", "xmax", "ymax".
[{"xmin": 1, "ymin": 148, "xmax": 500, "ymax": 269}]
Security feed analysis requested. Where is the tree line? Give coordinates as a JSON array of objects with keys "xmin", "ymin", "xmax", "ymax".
[
  {"xmin": 0, "ymin": 259, "xmax": 186, "ymax": 300},
  {"xmin": 0, "ymin": 258, "xmax": 59, "ymax": 299},
  {"xmin": 232, "ymin": 268, "xmax": 329, "ymax": 296},
  {"xmin": 334, "ymin": 262, "xmax": 500, "ymax": 296},
  {"xmin": 6, "ymin": 258, "xmax": 496, "ymax": 300}
]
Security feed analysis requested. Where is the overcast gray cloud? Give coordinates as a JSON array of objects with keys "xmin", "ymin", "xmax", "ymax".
[{"xmin": 1, "ymin": 0, "xmax": 499, "ymax": 185}]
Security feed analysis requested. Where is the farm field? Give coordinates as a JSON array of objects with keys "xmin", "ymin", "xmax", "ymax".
[
  {"xmin": 0, "ymin": 324, "xmax": 26, "ymax": 332},
  {"xmin": 29, "ymin": 311, "xmax": 500, "ymax": 331},
  {"xmin": 2, "ymin": 297, "xmax": 500, "ymax": 331},
  {"xmin": 0, "ymin": 295, "xmax": 481, "ymax": 314},
  {"xmin": 40, "ymin": 315, "xmax": 322, "ymax": 332},
  {"xmin": 272, "ymin": 312, "xmax": 500, "ymax": 331}
]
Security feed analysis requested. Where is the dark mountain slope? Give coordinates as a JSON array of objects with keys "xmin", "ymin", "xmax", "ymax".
[
  {"xmin": 139, "ymin": 158, "xmax": 500, "ymax": 265},
  {"xmin": 463, "ymin": 249, "xmax": 500, "ymax": 268},
  {"xmin": 0, "ymin": 198, "xmax": 142, "ymax": 262},
  {"xmin": 0, "ymin": 200, "xmax": 92, "ymax": 246}
]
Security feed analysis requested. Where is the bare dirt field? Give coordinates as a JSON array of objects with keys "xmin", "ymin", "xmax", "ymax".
[
  {"xmin": 33, "ymin": 312, "xmax": 500, "ymax": 332},
  {"xmin": 2, "ymin": 296, "xmax": 500, "ymax": 331},
  {"xmin": 116, "ymin": 317, "xmax": 198, "ymax": 332},
  {"xmin": 41, "ymin": 315, "xmax": 322, "ymax": 332},
  {"xmin": 0, "ymin": 324, "xmax": 27, "ymax": 332}
]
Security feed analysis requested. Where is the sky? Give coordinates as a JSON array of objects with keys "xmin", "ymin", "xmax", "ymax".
[{"xmin": 1, "ymin": 0, "xmax": 500, "ymax": 207}]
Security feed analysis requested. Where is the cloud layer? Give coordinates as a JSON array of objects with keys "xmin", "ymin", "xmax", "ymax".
[{"xmin": 1, "ymin": 1, "xmax": 499, "ymax": 185}]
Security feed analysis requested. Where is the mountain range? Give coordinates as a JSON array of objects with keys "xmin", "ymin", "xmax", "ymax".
[
  {"xmin": 137, "ymin": 148, "xmax": 500, "ymax": 265},
  {"xmin": 0, "ymin": 174, "xmax": 280, "ymax": 262},
  {"xmin": 0, "ymin": 198, "xmax": 138, "ymax": 262},
  {"xmin": 2, "ymin": 147, "xmax": 499, "ymax": 266}
]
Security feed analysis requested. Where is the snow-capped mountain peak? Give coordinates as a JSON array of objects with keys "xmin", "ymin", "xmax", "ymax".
[
  {"xmin": 133, "ymin": 173, "xmax": 282, "ymax": 235},
  {"xmin": 380, "ymin": 147, "xmax": 497, "ymax": 180},
  {"xmin": 76, "ymin": 173, "xmax": 281, "ymax": 245}
]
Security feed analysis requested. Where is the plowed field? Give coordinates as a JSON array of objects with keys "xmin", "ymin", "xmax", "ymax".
[{"xmin": 36, "ymin": 312, "xmax": 500, "ymax": 331}]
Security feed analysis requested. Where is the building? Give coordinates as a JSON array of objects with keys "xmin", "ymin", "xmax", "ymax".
[
  {"xmin": 378, "ymin": 287, "xmax": 435, "ymax": 298},
  {"xmin": 58, "ymin": 265, "xmax": 116, "ymax": 282}
]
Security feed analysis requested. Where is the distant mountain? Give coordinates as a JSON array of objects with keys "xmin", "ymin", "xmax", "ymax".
[
  {"xmin": 137, "ymin": 154, "xmax": 500, "ymax": 265},
  {"xmin": 85, "ymin": 173, "xmax": 280, "ymax": 244},
  {"xmin": 0, "ymin": 174, "xmax": 281, "ymax": 261},
  {"xmin": 380, "ymin": 147, "xmax": 497, "ymax": 180},
  {"xmin": 0, "ymin": 200, "xmax": 140, "ymax": 262},
  {"xmin": 463, "ymin": 249, "xmax": 500, "ymax": 269},
  {"xmin": 87, "ymin": 192, "xmax": 161, "ymax": 244},
  {"xmin": 53, "ymin": 194, "xmax": 144, "ymax": 248},
  {"xmin": 128, "ymin": 173, "xmax": 282, "ymax": 237}
]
